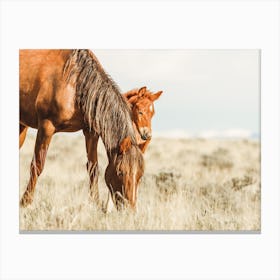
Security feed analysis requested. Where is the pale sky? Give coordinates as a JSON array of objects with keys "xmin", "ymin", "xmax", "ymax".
[{"xmin": 94, "ymin": 50, "xmax": 260, "ymax": 138}]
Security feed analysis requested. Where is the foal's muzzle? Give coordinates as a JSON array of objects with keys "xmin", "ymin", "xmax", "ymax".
[
  {"xmin": 141, "ymin": 134, "xmax": 151, "ymax": 141},
  {"xmin": 139, "ymin": 127, "xmax": 152, "ymax": 140}
]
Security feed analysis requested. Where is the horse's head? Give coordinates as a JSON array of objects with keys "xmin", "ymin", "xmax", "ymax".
[
  {"xmin": 105, "ymin": 137, "xmax": 144, "ymax": 209},
  {"xmin": 124, "ymin": 87, "xmax": 162, "ymax": 141}
]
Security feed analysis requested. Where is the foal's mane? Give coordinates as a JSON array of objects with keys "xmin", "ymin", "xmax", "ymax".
[
  {"xmin": 124, "ymin": 88, "xmax": 154, "ymax": 104},
  {"xmin": 63, "ymin": 49, "xmax": 136, "ymax": 153}
]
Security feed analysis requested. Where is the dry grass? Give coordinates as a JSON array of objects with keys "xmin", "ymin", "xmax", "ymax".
[{"xmin": 20, "ymin": 133, "xmax": 260, "ymax": 231}]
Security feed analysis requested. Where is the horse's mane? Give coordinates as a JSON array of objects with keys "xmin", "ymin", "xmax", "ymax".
[{"xmin": 63, "ymin": 49, "xmax": 137, "ymax": 153}]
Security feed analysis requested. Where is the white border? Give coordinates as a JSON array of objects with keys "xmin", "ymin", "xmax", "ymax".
[{"xmin": 0, "ymin": 1, "xmax": 279, "ymax": 279}]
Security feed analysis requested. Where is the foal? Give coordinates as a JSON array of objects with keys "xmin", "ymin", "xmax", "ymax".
[{"xmin": 124, "ymin": 87, "xmax": 162, "ymax": 153}]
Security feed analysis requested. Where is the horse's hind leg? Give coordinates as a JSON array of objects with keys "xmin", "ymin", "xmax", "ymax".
[
  {"xmin": 20, "ymin": 119, "xmax": 55, "ymax": 207},
  {"xmin": 19, "ymin": 124, "xmax": 28, "ymax": 149},
  {"xmin": 83, "ymin": 129, "xmax": 99, "ymax": 204}
]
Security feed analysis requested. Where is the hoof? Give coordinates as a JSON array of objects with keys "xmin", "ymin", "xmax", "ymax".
[{"xmin": 20, "ymin": 192, "xmax": 33, "ymax": 207}]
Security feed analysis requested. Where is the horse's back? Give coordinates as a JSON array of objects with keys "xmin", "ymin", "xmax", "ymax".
[
  {"xmin": 20, "ymin": 50, "xmax": 78, "ymax": 129},
  {"xmin": 20, "ymin": 50, "xmax": 71, "ymax": 94}
]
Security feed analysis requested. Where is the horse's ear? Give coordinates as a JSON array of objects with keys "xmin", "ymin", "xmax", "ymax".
[
  {"xmin": 150, "ymin": 91, "xmax": 163, "ymax": 101},
  {"xmin": 138, "ymin": 87, "xmax": 147, "ymax": 97},
  {"xmin": 120, "ymin": 137, "xmax": 132, "ymax": 154}
]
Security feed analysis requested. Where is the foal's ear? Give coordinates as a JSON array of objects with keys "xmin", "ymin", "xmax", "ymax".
[
  {"xmin": 120, "ymin": 137, "xmax": 132, "ymax": 154},
  {"xmin": 138, "ymin": 87, "xmax": 147, "ymax": 97},
  {"xmin": 123, "ymin": 91, "xmax": 136, "ymax": 100},
  {"xmin": 150, "ymin": 91, "xmax": 163, "ymax": 101}
]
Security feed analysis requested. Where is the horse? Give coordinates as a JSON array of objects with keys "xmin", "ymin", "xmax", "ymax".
[
  {"xmin": 19, "ymin": 49, "xmax": 144, "ymax": 209},
  {"xmin": 123, "ymin": 87, "xmax": 162, "ymax": 153},
  {"xmin": 100, "ymin": 87, "xmax": 162, "ymax": 211}
]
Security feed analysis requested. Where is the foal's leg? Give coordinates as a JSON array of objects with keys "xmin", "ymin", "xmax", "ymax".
[
  {"xmin": 20, "ymin": 120, "xmax": 55, "ymax": 207},
  {"xmin": 83, "ymin": 130, "xmax": 99, "ymax": 203},
  {"xmin": 19, "ymin": 124, "xmax": 28, "ymax": 149}
]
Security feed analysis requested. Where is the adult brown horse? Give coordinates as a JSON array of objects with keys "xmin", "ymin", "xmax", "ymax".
[
  {"xmin": 123, "ymin": 87, "xmax": 162, "ymax": 153},
  {"xmin": 20, "ymin": 49, "xmax": 144, "ymax": 209}
]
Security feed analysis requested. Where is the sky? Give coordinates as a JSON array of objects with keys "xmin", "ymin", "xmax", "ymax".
[{"xmin": 94, "ymin": 50, "xmax": 260, "ymax": 138}]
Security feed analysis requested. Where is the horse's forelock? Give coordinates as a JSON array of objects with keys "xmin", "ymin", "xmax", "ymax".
[{"xmin": 116, "ymin": 144, "xmax": 144, "ymax": 172}]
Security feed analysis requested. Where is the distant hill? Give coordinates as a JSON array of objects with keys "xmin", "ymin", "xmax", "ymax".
[{"xmin": 153, "ymin": 129, "xmax": 259, "ymax": 140}]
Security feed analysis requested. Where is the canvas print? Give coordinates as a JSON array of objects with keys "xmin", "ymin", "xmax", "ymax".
[{"xmin": 19, "ymin": 49, "xmax": 260, "ymax": 231}]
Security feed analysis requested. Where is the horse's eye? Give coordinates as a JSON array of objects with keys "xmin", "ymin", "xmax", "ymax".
[{"xmin": 138, "ymin": 111, "xmax": 143, "ymax": 115}]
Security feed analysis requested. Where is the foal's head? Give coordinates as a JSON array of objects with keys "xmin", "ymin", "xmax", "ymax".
[
  {"xmin": 105, "ymin": 137, "xmax": 144, "ymax": 209},
  {"xmin": 124, "ymin": 87, "xmax": 162, "ymax": 141}
]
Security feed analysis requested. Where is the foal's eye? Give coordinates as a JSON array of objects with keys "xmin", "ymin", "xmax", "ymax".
[{"xmin": 138, "ymin": 111, "xmax": 143, "ymax": 115}]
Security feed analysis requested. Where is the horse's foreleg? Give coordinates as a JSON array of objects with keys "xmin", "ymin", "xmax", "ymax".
[
  {"xmin": 139, "ymin": 139, "xmax": 150, "ymax": 153},
  {"xmin": 83, "ymin": 130, "xmax": 99, "ymax": 203},
  {"xmin": 19, "ymin": 124, "xmax": 28, "ymax": 149},
  {"xmin": 20, "ymin": 120, "xmax": 55, "ymax": 207}
]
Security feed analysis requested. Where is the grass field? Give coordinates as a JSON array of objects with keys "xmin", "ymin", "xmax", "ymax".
[{"xmin": 19, "ymin": 132, "xmax": 260, "ymax": 231}]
